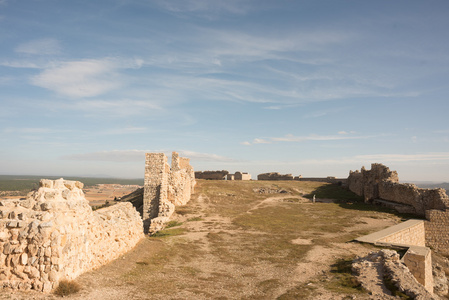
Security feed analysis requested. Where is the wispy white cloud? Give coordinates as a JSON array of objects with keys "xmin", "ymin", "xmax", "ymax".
[
  {"xmin": 154, "ymin": 0, "xmax": 252, "ymax": 16},
  {"xmin": 101, "ymin": 127, "xmax": 148, "ymax": 135},
  {"xmin": 0, "ymin": 60, "xmax": 41, "ymax": 68},
  {"xmin": 15, "ymin": 38, "xmax": 61, "ymax": 55},
  {"xmin": 70, "ymin": 99, "xmax": 161, "ymax": 116},
  {"xmin": 299, "ymin": 152, "xmax": 449, "ymax": 165},
  {"xmin": 179, "ymin": 150, "xmax": 235, "ymax": 162},
  {"xmin": 62, "ymin": 149, "xmax": 234, "ymax": 162},
  {"xmin": 244, "ymin": 132, "xmax": 374, "ymax": 145},
  {"xmin": 63, "ymin": 150, "xmax": 146, "ymax": 162},
  {"xmin": 31, "ymin": 59, "xmax": 119, "ymax": 97},
  {"xmin": 3, "ymin": 127, "xmax": 55, "ymax": 134},
  {"xmin": 31, "ymin": 58, "xmax": 143, "ymax": 98}
]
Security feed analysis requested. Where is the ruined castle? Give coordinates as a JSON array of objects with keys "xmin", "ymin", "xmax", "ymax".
[
  {"xmin": 1, "ymin": 156, "xmax": 447, "ymax": 295},
  {"xmin": 348, "ymin": 163, "xmax": 449, "ymax": 254}
]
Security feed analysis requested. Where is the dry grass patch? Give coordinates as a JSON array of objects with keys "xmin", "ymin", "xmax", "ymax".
[{"xmin": 53, "ymin": 280, "xmax": 81, "ymax": 297}]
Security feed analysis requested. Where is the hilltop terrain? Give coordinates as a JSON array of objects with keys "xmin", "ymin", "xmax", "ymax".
[{"xmin": 1, "ymin": 179, "xmax": 416, "ymax": 299}]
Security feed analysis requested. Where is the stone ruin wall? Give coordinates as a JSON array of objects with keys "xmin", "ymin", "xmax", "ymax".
[
  {"xmin": 143, "ymin": 152, "xmax": 196, "ymax": 234},
  {"xmin": 348, "ymin": 163, "xmax": 449, "ymax": 216},
  {"xmin": 195, "ymin": 170, "xmax": 229, "ymax": 180},
  {"xmin": 257, "ymin": 172, "xmax": 294, "ymax": 181},
  {"xmin": 0, "ymin": 178, "xmax": 144, "ymax": 292},
  {"xmin": 349, "ymin": 163, "xmax": 449, "ymax": 290}
]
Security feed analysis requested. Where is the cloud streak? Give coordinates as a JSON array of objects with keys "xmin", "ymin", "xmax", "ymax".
[
  {"xmin": 15, "ymin": 38, "xmax": 61, "ymax": 55},
  {"xmin": 62, "ymin": 149, "xmax": 234, "ymax": 162},
  {"xmin": 243, "ymin": 132, "xmax": 375, "ymax": 145},
  {"xmin": 299, "ymin": 152, "xmax": 449, "ymax": 165},
  {"xmin": 31, "ymin": 58, "xmax": 143, "ymax": 98}
]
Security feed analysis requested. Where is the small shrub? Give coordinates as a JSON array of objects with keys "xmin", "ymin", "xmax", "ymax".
[
  {"xmin": 187, "ymin": 216, "xmax": 203, "ymax": 222},
  {"xmin": 53, "ymin": 279, "xmax": 81, "ymax": 297}
]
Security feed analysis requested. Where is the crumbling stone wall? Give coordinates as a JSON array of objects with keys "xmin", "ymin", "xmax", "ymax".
[
  {"xmin": 195, "ymin": 170, "xmax": 228, "ymax": 180},
  {"xmin": 353, "ymin": 250, "xmax": 436, "ymax": 298},
  {"xmin": 257, "ymin": 172, "xmax": 294, "ymax": 181},
  {"xmin": 0, "ymin": 178, "xmax": 144, "ymax": 292},
  {"xmin": 348, "ymin": 163, "xmax": 449, "ymax": 216},
  {"xmin": 143, "ymin": 152, "xmax": 195, "ymax": 234}
]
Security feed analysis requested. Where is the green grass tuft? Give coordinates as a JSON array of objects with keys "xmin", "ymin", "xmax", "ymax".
[
  {"xmin": 151, "ymin": 227, "xmax": 186, "ymax": 238},
  {"xmin": 166, "ymin": 220, "xmax": 183, "ymax": 228}
]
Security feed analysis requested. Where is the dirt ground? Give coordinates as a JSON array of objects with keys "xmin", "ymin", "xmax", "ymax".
[
  {"xmin": 1, "ymin": 180, "xmax": 405, "ymax": 300},
  {"xmin": 83, "ymin": 184, "xmax": 141, "ymax": 206}
]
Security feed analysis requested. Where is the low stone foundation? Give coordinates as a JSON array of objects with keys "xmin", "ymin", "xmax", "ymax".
[{"xmin": 0, "ymin": 178, "xmax": 144, "ymax": 292}]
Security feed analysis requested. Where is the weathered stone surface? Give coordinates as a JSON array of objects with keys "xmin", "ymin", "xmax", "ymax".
[
  {"xmin": 353, "ymin": 250, "xmax": 437, "ymax": 299},
  {"xmin": 348, "ymin": 163, "xmax": 449, "ymax": 216},
  {"xmin": 0, "ymin": 178, "xmax": 144, "ymax": 293},
  {"xmin": 143, "ymin": 152, "xmax": 196, "ymax": 234}
]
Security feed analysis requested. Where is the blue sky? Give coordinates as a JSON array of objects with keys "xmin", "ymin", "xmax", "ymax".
[{"xmin": 1, "ymin": 0, "xmax": 449, "ymax": 182}]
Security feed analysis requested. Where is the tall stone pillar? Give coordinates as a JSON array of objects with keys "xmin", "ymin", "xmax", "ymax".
[{"xmin": 143, "ymin": 153, "xmax": 168, "ymax": 229}]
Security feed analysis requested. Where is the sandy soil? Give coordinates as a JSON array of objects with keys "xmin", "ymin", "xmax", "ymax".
[{"xmin": 83, "ymin": 184, "xmax": 141, "ymax": 206}]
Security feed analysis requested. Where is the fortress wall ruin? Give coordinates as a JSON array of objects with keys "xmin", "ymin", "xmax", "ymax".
[
  {"xmin": 378, "ymin": 181, "xmax": 449, "ymax": 216},
  {"xmin": 0, "ymin": 178, "xmax": 144, "ymax": 292},
  {"xmin": 348, "ymin": 163, "xmax": 449, "ymax": 216},
  {"xmin": 350, "ymin": 163, "xmax": 449, "ymax": 293},
  {"xmin": 195, "ymin": 170, "xmax": 229, "ymax": 180},
  {"xmin": 143, "ymin": 152, "xmax": 196, "ymax": 234},
  {"xmin": 257, "ymin": 172, "xmax": 294, "ymax": 181}
]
